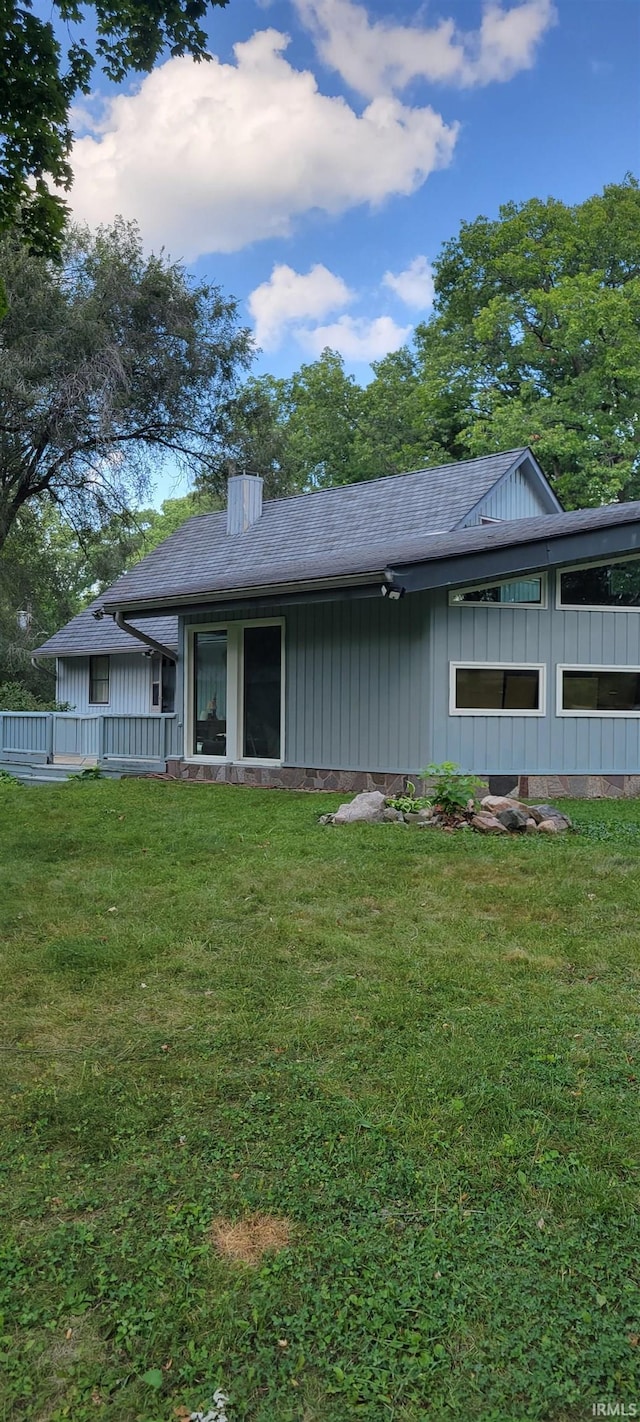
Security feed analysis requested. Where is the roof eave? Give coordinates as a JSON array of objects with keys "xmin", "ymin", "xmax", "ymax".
[
  {"xmin": 102, "ymin": 570, "xmax": 389, "ymax": 617},
  {"xmin": 390, "ymin": 520, "xmax": 640, "ymax": 592}
]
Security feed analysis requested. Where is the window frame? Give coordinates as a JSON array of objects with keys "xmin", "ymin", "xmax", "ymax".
[
  {"xmin": 448, "ymin": 574, "xmax": 547, "ymax": 609},
  {"xmin": 185, "ymin": 619, "xmax": 285, "ymax": 764},
  {"xmin": 88, "ymin": 654, "xmax": 110, "ymax": 706},
  {"xmin": 557, "ymin": 664, "xmax": 640, "ymax": 718},
  {"xmin": 556, "ymin": 555, "xmax": 640, "ymax": 612},
  {"xmin": 449, "ymin": 661, "xmax": 546, "ymax": 717},
  {"xmin": 150, "ymin": 655, "xmax": 175, "ymax": 714}
]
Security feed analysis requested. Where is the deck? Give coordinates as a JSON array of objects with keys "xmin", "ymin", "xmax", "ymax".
[{"xmin": 0, "ymin": 711, "xmax": 180, "ymax": 783}]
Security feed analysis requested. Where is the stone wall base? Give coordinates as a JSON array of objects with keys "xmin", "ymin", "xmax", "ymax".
[
  {"xmin": 517, "ymin": 773, "xmax": 640, "ymax": 800},
  {"xmin": 165, "ymin": 761, "xmax": 640, "ymax": 799},
  {"xmin": 165, "ymin": 759, "xmax": 408, "ymax": 794}
]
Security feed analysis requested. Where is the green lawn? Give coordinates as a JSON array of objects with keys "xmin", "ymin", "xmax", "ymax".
[{"xmin": 1, "ymin": 780, "xmax": 640, "ymax": 1422}]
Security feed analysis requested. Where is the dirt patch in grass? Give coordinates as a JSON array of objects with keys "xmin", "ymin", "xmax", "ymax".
[{"xmin": 210, "ymin": 1212, "xmax": 293, "ymax": 1266}]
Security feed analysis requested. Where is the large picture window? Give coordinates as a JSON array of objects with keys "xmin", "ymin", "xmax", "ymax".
[
  {"xmin": 450, "ymin": 663, "xmax": 544, "ymax": 716},
  {"xmin": 559, "ymin": 666, "xmax": 640, "ymax": 716},
  {"xmin": 189, "ymin": 621, "xmax": 284, "ymax": 762},
  {"xmin": 559, "ymin": 558, "xmax": 640, "ymax": 608},
  {"xmin": 89, "ymin": 655, "xmax": 109, "ymax": 705},
  {"xmin": 449, "ymin": 577, "xmax": 544, "ymax": 607}
]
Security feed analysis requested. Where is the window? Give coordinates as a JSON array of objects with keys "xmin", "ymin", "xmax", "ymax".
[
  {"xmin": 449, "ymin": 577, "xmax": 544, "ymax": 606},
  {"xmin": 189, "ymin": 621, "xmax": 284, "ymax": 762},
  {"xmin": 559, "ymin": 557, "xmax": 640, "ymax": 608},
  {"xmin": 243, "ymin": 625, "xmax": 282, "ymax": 760},
  {"xmin": 559, "ymin": 666, "xmax": 640, "ymax": 716},
  {"xmin": 151, "ymin": 656, "xmax": 176, "ymax": 713},
  {"xmin": 450, "ymin": 663, "xmax": 544, "ymax": 716},
  {"xmin": 89, "ymin": 655, "xmax": 109, "ymax": 705}
]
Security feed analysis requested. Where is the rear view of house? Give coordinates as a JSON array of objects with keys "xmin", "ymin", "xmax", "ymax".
[{"xmin": 22, "ymin": 447, "xmax": 640, "ymax": 796}]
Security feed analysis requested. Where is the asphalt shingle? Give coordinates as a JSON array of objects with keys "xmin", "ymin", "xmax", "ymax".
[{"xmin": 99, "ymin": 450, "xmax": 529, "ymax": 612}]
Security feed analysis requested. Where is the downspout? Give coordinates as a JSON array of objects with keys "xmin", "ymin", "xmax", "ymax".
[{"xmin": 114, "ymin": 611, "xmax": 176, "ymax": 662}]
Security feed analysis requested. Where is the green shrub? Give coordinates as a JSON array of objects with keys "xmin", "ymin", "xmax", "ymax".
[
  {"xmin": 0, "ymin": 680, "xmax": 69, "ymax": 711},
  {"xmin": 386, "ymin": 780, "xmax": 432, "ymax": 814},
  {"xmin": 421, "ymin": 761, "xmax": 486, "ymax": 814}
]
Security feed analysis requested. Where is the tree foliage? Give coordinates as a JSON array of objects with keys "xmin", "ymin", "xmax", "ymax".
[
  {"xmin": 229, "ymin": 180, "xmax": 640, "ymax": 510},
  {"xmin": 0, "ymin": 217, "xmax": 252, "ymax": 551},
  {"xmin": 0, "ymin": 0, "xmax": 228, "ymax": 254}
]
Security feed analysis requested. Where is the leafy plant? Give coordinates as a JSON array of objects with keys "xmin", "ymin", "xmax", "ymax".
[
  {"xmin": 73, "ymin": 766, "xmax": 104, "ymax": 780},
  {"xmin": 421, "ymin": 762, "xmax": 486, "ymax": 814},
  {"xmin": 0, "ymin": 680, "xmax": 69, "ymax": 711},
  {"xmin": 0, "ymin": 768, "xmax": 21, "ymax": 787},
  {"xmin": 386, "ymin": 780, "xmax": 432, "ymax": 814}
]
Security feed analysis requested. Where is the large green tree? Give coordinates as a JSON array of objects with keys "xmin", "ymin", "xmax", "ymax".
[
  {"xmin": 410, "ymin": 177, "xmax": 640, "ymax": 507},
  {"xmin": 239, "ymin": 180, "xmax": 640, "ymax": 509},
  {"xmin": 0, "ymin": 217, "xmax": 252, "ymax": 552},
  {"xmin": 0, "ymin": 0, "xmax": 228, "ymax": 255}
]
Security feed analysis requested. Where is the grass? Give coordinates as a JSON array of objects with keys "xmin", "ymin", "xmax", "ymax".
[{"xmin": 1, "ymin": 779, "xmax": 639, "ymax": 1421}]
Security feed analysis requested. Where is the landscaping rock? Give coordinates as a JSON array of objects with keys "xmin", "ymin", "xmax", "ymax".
[
  {"xmin": 382, "ymin": 806, "xmax": 404, "ymax": 822},
  {"xmin": 529, "ymin": 804, "xmax": 572, "ymax": 828},
  {"xmin": 417, "ymin": 807, "xmax": 435, "ymax": 822},
  {"xmin": 536, "ymin": 817, "xmax": 568, "ymax": 833},
  {"xmin": 481, "ymin": 794, "xmax": 531, "ymax": 815},
  {"xmin": 497, "ymin": 807, "xmax": 530, "ymax": 833},
  {"xmin": 333, "ymin": 790, "xmax": 387, "ymax": 824},
  {"xmin": 525, "ymin": 818, "xmax": 538, "ymax": 833},
  {"xmin": 471, "ymin": 812, "xmax": 508, "ymax": 834}
]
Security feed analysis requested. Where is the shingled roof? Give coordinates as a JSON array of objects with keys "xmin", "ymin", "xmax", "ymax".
[
  {"xmin": 33, "ymin": 602, "xmax": 178, "ymax": 658},
  {"xmin": 99, "ymin": 449, "xmax": 551, "ymax": 614}
]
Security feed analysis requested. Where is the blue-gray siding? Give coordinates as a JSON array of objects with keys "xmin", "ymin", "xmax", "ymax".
[
  {"xmin": 180, "ymin": 595, "xmax": 432, "ymax": 773},
  {"xmin": 57, "ymin": 653, "xmax": 154, "ymax": 714},
  {"xmin": 429, "ymin": 571, "xmax": 640, "ymax": 773},
  {"xmin": 462, "ymin": 463, "xmax": 550, "ymax": 527}
]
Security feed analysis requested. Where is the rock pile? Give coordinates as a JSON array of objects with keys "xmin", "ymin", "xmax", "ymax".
[{"xmin": 319, "ymin": 790, "xmax": 572, "ymax": 834}]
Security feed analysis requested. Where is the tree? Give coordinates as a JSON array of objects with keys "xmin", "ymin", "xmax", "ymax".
[
  {"xmin": 0, "ymin": 217, "xmax": 252, "ymax": 552},
  {"xmin": 410, "ymin": 177, "xmax": 640, "ymax": 507},
  {"xmin": 0, "ymin": 0, "xmax": 228, "ymax": 255}
]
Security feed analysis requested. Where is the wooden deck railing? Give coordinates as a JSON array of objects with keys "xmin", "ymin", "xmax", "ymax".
[{"xmin": 0, "ymin": 711, "xmax": 180, "ymax": 766}]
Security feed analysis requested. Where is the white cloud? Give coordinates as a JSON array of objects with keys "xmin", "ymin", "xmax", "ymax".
[
  {"xmin": 294, "ymin": 0, "xmax": 557, "ymax": 99},
  {"xmin": 248, "ymin": 262, "xmax": 352, "ymax": 349},
  {"xmin": 383, "ymin": 255, "xmax": 435, "ymax": 310},
  {"xmin": 297, "ymin": 313, "xmax": 411, "ymax": 362},
  {"xmin": 70, "ymin": 29, "xmax": 458, "ymax": 260}
]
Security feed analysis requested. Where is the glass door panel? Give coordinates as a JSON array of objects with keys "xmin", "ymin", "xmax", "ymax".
[
  {"xmin": 243, "ymin": 625, "xmax": 282, "ymax": 759},
  {"xmin": 194, "ymin": 632, "xmax": 227, "ymax": 755}
]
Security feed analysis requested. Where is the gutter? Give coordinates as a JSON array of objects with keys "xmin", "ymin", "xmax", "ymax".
[
  {"xmin": 114, "ymin": 611, "xmax": 177, "ymax": 662},
  {"xmin": 104, "ymin": 570, "xmax": 391, "ymax": 618}
]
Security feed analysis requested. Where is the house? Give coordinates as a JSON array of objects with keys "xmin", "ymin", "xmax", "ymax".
[{"xmin": 30, "ymin": 447, "xmax": 640, "ymax": 798}]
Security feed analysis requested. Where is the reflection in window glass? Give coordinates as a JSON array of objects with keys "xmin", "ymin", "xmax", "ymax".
[
  {"xmin": 243, "ymin": 625, "xmax": 282, "ymax": 759},
  {"xmin": 89, "ymin": 655, "xmax": 109, "ymax": 704},
  {"xmin": 455, "ymin": 667, "xmax": 540, "ymax": 711},
  {"xmin": 194, "ymin": 632, "xmax": 227, "ymax": 754},
  {"xmin": 450, "ymin": 579, "xmax": 542, "ymax": 605},
  {"xmin": 560, "ymin": 559, "xmax": 640, "ymax": 607},
  {"xmin": 562, "ymin": 670, "xmax": 640, "ymax": 713}
]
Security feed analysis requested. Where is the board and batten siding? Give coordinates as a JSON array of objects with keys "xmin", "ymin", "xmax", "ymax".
[
  {"xmin": 180, "ymin": 592, "xmax": 431, "ymax": 773},
  {"xmin": 462, "ymin": 463, "xmax": 549, "ymax": 526},
  {"xmin": 57, "ymin": 653, "xmax": 154, "ymax": 715},
  {"xmin": 429, "ymin": 571, "xmax": 640, "ymax": 774}
]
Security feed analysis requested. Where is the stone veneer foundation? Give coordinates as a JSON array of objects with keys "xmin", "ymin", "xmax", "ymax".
[{"xmin": 165, "ymin": 760, "xmax": 640, "ymax": 799}]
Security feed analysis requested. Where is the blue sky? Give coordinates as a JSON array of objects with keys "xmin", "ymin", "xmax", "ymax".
[{"xmin": 64, "ymin": 0, "xmax": 639, "ymax": 501}]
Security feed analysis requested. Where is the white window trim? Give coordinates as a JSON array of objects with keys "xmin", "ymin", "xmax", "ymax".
[
  {"xmin": 448, "ymin": 573, "xmax": 547, "ymax": 609},
  {"xmin": 185, "ymin": 619, "xmax": 285, "ymax": 764},
  {"xmin": 557, "ymin": 664, "xmax": 640, "ymax": 718},
  {"xmin": 556, "ymin": 554, "xmax": 640, "ymax": 612},
  {"xmin": 449, "ymin": 661, "xmax": 546, "ymax": 717}
]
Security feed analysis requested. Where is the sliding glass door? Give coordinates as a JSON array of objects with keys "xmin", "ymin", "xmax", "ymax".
[
  {"xmin": 243, "ymin": 625, "xmax": 282, "ymax": 760},
  {"xmin": 190, "ymin": 622, "xmax": 283, "ymax": 762},
  {"xmin": 193, "ymin": 632, "xmax": 228, "ymax": 756}
]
